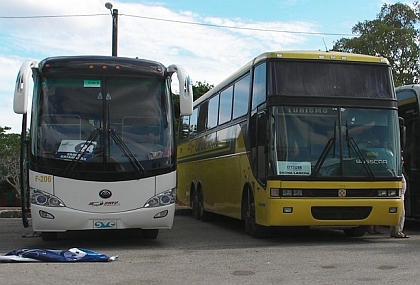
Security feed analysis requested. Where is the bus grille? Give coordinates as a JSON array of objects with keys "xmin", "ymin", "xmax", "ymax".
[
  {"xmin": 303, "ymin": 189, "xmax": 377, "ymax": 197},
  {"xmin": 311, "ymin": 206, "xmax": 372, "ymax": 220}
]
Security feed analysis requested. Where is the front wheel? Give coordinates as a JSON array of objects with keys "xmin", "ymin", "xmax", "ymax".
[{"xmin": 244, "ymin": 190, "xmax": 270, "ymax": 239}]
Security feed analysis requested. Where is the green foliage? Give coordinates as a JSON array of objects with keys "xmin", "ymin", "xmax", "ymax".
[
  {"xmin": 173, "ymin": 81, "xmax": 213, "ymax": 141},
  {"xmin": 0, "ymin": 126, "xmax": 21, "ymax": 198},
  {"xmin": 332, "ymin": 2, "xmax": 420, "ymax": 86},
  {"xmin": 192, "ymin": 81, "xmax": 214, "ymax": 101}
]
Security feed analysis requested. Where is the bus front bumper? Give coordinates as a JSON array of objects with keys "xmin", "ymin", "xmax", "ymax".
[{"xmin": 30, "ymin": 204, "xmax": 175, "ymax": 232}]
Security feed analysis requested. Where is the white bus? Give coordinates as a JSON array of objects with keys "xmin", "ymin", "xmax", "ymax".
[{"xmin": 13, "ymin": 56, "xmax": 192, "ymax": 240}]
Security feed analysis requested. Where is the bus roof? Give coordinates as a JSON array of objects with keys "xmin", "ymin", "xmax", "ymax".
[
  {"xmin": 193, "ymin": 50, "xmax": 390, "ymax": 107},
  {"xmin": 37, "ymin": 55, "xmax": 167, "ymax": 77},
  {"xmin": 254, "ymin": 51, "xmax": 389, "ymax": 64}
]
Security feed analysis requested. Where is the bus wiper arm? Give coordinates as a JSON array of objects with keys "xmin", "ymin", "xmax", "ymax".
[
  {"xmin": 312, "ymin": 121, "xmax": 337, "ymax": 177},
  {"xmin": 345, "ymin": 129, "xmax": 375, "ymax": 178},
  {"xmin": 312, "ymin": 137, "xmax": 336, "ymax": 177},
  {"xmin": 109, "ymin": 129, "xmax": 146, "ymax": 176},
  {"xmin": 64, "ymin": 128, "xmax": 100, "ymax": 175}
]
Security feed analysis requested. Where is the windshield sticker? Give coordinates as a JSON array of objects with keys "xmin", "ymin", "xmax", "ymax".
[
  {"xmin": 56, "ymin": 140, "xmax": 97, "ymax": 162},
  {"xmin": 277, "ymin": 161, "xmax": 311, "ymax": 176},
  {"xmin": 84, "ymin": 80, "xmax": 101, "ymax": 88}
]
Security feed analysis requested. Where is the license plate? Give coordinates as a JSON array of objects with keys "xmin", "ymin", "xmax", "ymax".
[{"xmin": 93, "ymin": 220, "xmax": 117, "ymax": 229}]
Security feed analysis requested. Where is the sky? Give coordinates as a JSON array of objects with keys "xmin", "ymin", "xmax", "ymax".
[{"xmin": 0, "ymin": 0, "xmax": 406, "ymax": 133}]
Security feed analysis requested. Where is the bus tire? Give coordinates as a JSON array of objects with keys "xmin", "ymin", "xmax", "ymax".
[
  {"xmin": 41, "ymin": 232, "xmax": 58, "ymax": 241},
  {"xmin": 143, "ymin": 229, "xmax": 159, "ymax": 239},
  {"xmin": 198, "ymin": 190, "xmax": 212, "ymax": 222},
  {"xmin": 343, "ymin": 226, "xmax": 369, "ymax": 237},
  {"xmin": 244, "ymin": 190, "xmax": 270, "ymax": 239},
  {"xmin": 192, "ymin": 190, "xmax": 201, "ymax": 220}
]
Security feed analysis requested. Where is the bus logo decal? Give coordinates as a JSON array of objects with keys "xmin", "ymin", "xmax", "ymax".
[
  {"xmin": 89, "ymin": 201, "xmax": 120, "ymax": 206},
  {"xmin": 338, "ymin": 189, "xmax": 346, "ymax": 197},
  {"xmin": 99, "ymin": 189, "xmax": 112, "ymax": 199}
]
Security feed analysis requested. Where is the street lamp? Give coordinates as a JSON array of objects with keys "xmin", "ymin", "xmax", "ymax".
[{"xmin": 105, "ymin": 2, "xmax": 118, "ymax": 56}]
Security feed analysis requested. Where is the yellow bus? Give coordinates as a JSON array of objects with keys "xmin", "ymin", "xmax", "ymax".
[{"xmin": 177, "ymin": 51, "xmax": 403, "ymax": 238}]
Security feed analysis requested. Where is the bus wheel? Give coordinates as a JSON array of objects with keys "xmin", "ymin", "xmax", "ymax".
[
  {"xmin": 198, "ymin": 190, "xmax": 212, "ymax": 222},
  {"xmin": 41, "ymin": 232, "xmax": 58, "ymax": 241},
  {"xmin": 244, "ymin": 193, "xmax": 270, "ymax": 239},
  {"xmin": 192, "ymin": 191, "xmax": 201, "ymax": 220},
  {"xmin": 343, "ymin": 226, "xmax": 369, "ymax": 237},
  {"xmin": 143, "ymin": 229, "xmax": 159, "ymax": 239}
]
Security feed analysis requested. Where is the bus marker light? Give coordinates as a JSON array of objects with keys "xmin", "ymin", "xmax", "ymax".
[
  {"xmin": 154, "ymin": 210, "xmax": 168, "ymax": 218},
  {"xmin": 283, "ymin": 207, "xmax": 293, "ymax": 213},
  {"xmin": 39, "ymin": 210, "xmax": 55, "ymax": 219},
  {"xmin": 389, "ymin": 207, "xmax": 397, "ymax": 213}
]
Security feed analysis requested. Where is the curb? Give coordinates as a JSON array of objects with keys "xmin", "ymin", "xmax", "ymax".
[{"xmin": 0, "ymin": 209, "xmax": 22, "ymax": 218}]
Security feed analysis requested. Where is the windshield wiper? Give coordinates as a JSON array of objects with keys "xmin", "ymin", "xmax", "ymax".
[
  {"xmin": 64, "ymin": 128, "xmax": 100, "ymax": 175},
  {"xmin": 312, "ymin": 137, "xmax": 336, "ymax": 177},
  {"xmin": 345, "ymin": 123, "xmax": 375, "ymax": 178},
  {"xmin": 109, "ymin": 129, "xmax": 146, "ymax": 177},
  {"xmin": 312, "ymin": 121, "xmax": 337, "ymax": 177}
]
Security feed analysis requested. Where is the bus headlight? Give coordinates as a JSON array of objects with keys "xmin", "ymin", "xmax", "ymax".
[
  {"xmin": 378, "ymin": 189, "xmax": 399, "ymax": 197},
  {"xmin": 271, "ymin": 189, "xmax": 303, "ymax": 197},
  {"xmin": 144, "ymin": 188, "xmax": 176, "ymax": 208},
  {"xmin": 30, "ymin": 189, "xmax": 65, "ymax": 207},
  {"xmin": 279, "ymin": 189, "xmax": 303, "ymax": 197}
]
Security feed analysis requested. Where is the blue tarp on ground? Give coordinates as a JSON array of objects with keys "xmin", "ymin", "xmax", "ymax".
[{"xmin": 0, "ymin": 248, "xmax": 118, "ymax": 262}]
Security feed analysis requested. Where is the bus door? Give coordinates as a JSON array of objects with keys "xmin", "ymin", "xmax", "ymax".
[
  {"xmin": 404, "ymin": 120, "xmax": 420, "ymax": 218},
  {"xmin": 20, "ymin": 114, "xmax": 30, "ymax": 228}
]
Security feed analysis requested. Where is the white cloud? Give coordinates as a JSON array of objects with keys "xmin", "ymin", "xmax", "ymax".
[{"xmin": 0, "ymin": 0, "xmax": 321, "ymax": 133}]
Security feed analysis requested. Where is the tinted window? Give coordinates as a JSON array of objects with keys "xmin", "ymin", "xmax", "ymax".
[
  {"xmin": 233, "ymin": 74, "xmax": 250, "ymax": 119},
  {"xmin": 219, "ymin": 86, "xmax": 233, "ymax": 125}
]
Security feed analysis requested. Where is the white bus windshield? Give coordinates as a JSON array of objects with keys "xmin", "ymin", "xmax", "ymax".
[
  {"xmin": 31, "ymin": 76, "xmax": 174, "ymax": 181},
  {"xmin": 270, "ymin": 106, "xmax": 401, "ymax": 178}
]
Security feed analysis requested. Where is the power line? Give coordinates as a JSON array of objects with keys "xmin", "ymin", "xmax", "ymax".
[
  {"xmin": 123, "ymin": 13, "xmax": 358, "ymax": 37},
  {"xmin": 0, "ymin": 13, "xmax": 107, "ymax": 19},
  {"xmin": 0, "ymin": 13, "xmax": 358, "ymax": 37}
]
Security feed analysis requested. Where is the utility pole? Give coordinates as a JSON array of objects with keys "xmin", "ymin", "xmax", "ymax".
[{"xmin": 105, "ymin": 2, "xmax": 118, "ymax": 56}]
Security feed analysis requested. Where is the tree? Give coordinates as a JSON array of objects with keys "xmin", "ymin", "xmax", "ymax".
[
  {"xmin": 172, "ymin": 81, "xmax": 213, "ymax": 141},
  {"xmin": 333, "ymin": 3, "xmax": 420, "ymax": 86},
  {"xmin": 192, "ymin": 81, "xmax": 214, "ymax": 101},
  {"xmin": 0, "ymin": 126, "xmax": 21, "ymax": 198}
]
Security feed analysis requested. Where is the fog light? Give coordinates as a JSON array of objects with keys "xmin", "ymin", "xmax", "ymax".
[
  {"xmin": 39, "ymin": 210, "xmax": 55, "ymax": 219},
  {"xmin": 389, "ymin": 207, "xmax": 397, "ymax": 213},
  {"xmin": 154, "ymin": 210, "xmax": 168, "ymax": 218},
  {"xmin": 283, "ymin": 207, "xmax": 293, "ymax": 213}
]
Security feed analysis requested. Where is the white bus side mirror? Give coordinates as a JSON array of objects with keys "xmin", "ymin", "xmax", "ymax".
[
  {"xmin": 168, "ymin": 64, "xmax": 193, "ymax": 116},
  {"xmin": 13, "ymin": 60, "xmax": 37, "ymax": 114}
]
